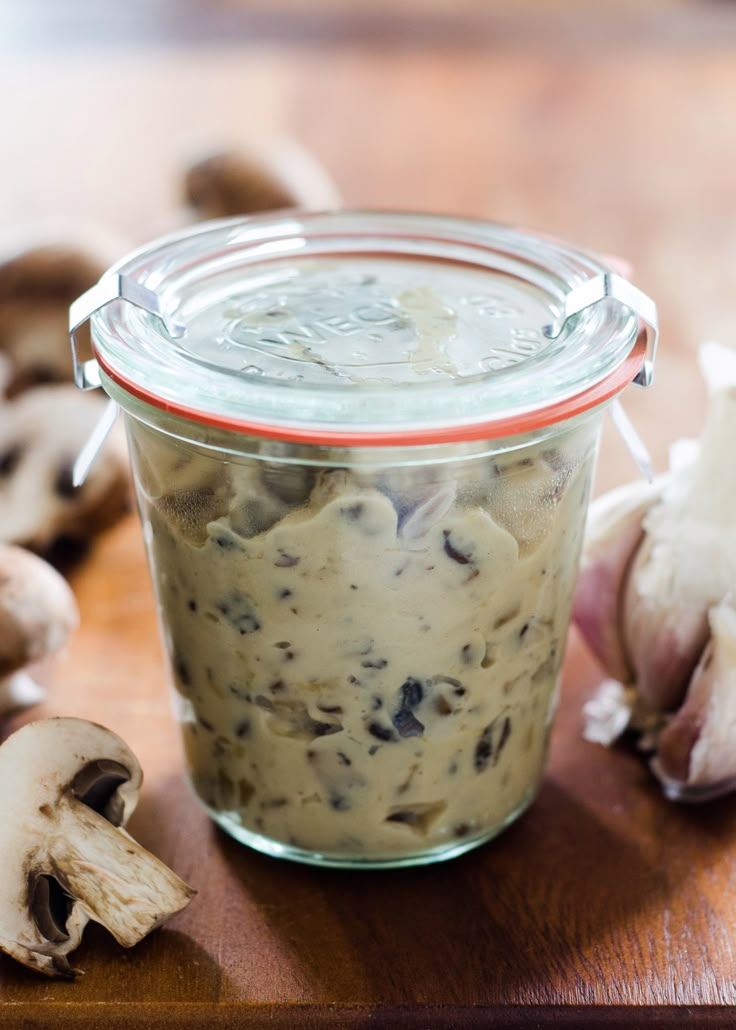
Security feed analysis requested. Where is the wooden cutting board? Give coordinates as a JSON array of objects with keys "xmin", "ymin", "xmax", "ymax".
[{"xmin": 2, "ymin": 517, "xmax": 736, "ymax": 1028}]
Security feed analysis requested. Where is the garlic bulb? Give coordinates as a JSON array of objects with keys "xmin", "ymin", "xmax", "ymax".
[{"xmin": 575, "ymin": 342, "xmax": 736, "ymax": 798}]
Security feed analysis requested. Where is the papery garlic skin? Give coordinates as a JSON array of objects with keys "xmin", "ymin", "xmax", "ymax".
[{"xmin": 581, "ymin": 678, "xmax": 635, "ymax": 746}]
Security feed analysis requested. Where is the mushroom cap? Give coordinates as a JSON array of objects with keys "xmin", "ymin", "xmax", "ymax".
[
  {"xmin": 0, "ymin": 717, "xmax": 142, "ymax": 827},
  {"xmin": 0, "ymin": 244, "xmax": 105, "ymax": 393},
  {"xmin": 183, "ymin": 138, "xmax": 341, "ymax": 219},
  {"xmin": 0, "ymin": 718, "xmax": 143, "ymax": 976},
  {"xmin": 0, "ymin": 228, "xmax": 129, "ymax": 394},
  {"xmin": 0, "ymin": 384, "xmax": 130, "ymax": 551},
  {"xmin": 185, "ymin": 150, "xmax": 299, "ymax": 217},
  {"xmin": 0, "ymin": 245, "xmax": 108, "ymax": 307},
  {"xmin": 0, "ymin": 545, "xmax": 78, "ymax": 676}
]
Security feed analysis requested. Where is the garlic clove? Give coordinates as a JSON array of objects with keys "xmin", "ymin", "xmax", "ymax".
[
  {"xmin": 653, "ymin": 601, "xmax": 736, "ymax": 796},
  {"xmin": 572, "ymin": 478, "xmax": 661, "ymax": 683},
  {"xmin": 622, "ymin": 534, "xmax": 710, "ymax": 712}
]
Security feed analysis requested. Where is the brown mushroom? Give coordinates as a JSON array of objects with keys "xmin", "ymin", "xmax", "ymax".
[
  {"xmin": 184, "ymin": 138, "xmax": 341, "ymax": 220},
  {"xmin": 0, "ymin": 718, "xmax": 195, "ymax": 977},
  {"xmin": 0, "ymin": 235, "xmax": 123, "ymax": 396},
  {"xmin": 0, "ymin": 545, "xmax": 79, "ymax": 717},
  {"xmin": 0, "ymin": 384, "xmax": 130, "ymax": 552}
]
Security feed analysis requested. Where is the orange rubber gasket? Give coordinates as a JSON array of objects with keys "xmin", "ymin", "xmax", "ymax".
[{"xmin": 96, "ymin": 333, "xmax": 645, "ymax": 447}]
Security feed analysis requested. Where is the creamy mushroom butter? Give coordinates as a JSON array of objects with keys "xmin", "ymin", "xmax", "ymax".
[
  {"xmin": 133, "ymin": 426, "xmax": 595, "ymax": 860},
  {"xmin": 75, "ymin": 212, "xmax": 656, "ymax": 866}
]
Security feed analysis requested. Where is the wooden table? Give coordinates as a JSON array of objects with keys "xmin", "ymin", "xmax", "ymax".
[{"xmin": 2, "ymin": 4, "xmax": 736, "ymax": 1025}]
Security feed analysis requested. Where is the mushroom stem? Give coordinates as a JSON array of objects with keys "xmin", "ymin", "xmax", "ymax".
[
  {"xmin": 48, "ymin": 794, "xmax": 194, "ymax": 949},
  {"xmin": 0, "ymin": 671, "xmax": 45, "ymax": 717}
]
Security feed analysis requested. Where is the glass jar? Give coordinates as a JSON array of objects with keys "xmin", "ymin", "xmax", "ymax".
[{"xmin": 69, "ymin": 212, "xmax": 657, "ymax": 868}]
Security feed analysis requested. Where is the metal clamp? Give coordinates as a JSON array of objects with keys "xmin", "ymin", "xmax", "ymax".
[
  {"xmin": 68, "ymin": 274, "xmax": 186, "ymax": 487},
  {"xmin": 543, "ymin": 271, "xmax": 659, "ymax": 388},
  {"xmin": 68, "ymin": 273, "xmax": 185, "ymax": 391}
]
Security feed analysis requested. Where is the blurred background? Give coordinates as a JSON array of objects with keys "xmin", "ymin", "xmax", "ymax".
[{"xmin": 2, "ymin": 0, "xmax": 736, "ymax": 484}]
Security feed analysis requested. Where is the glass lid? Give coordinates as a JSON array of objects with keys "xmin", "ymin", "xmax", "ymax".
[{"xmin": 77, "ymin": 211, "xmax": 656, "ymax": 444}]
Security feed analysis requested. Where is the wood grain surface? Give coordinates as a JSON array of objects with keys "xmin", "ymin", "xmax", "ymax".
[{"xmin": 2, "ymin": 5, "xmax": 736, "ymax": 1026}]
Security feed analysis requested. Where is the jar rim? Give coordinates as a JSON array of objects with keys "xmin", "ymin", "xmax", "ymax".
[{"xmin": 86, "ymin": 210, "xmax": 655, "ymax": 445}]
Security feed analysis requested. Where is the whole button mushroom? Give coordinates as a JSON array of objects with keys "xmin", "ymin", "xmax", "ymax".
[
  {"xmin": 184, "ymin": 138, "xmax": 341, "ymax": 220},
  {"xmin": 0, "ymin": 544, "xmax": 79, "ymax": 717},
  {"xmin": 0, "ymin": 384, "xmax": 130, "ymax": 552},
  {"xmin": 0, "ymin": 718, "xmax": 195, "ymax": 978}
]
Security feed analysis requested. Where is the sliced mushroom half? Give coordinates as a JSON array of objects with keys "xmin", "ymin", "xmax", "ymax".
[{"xmin": 0, "ymin": 718, "xmax": 195, "ymax": 978}]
